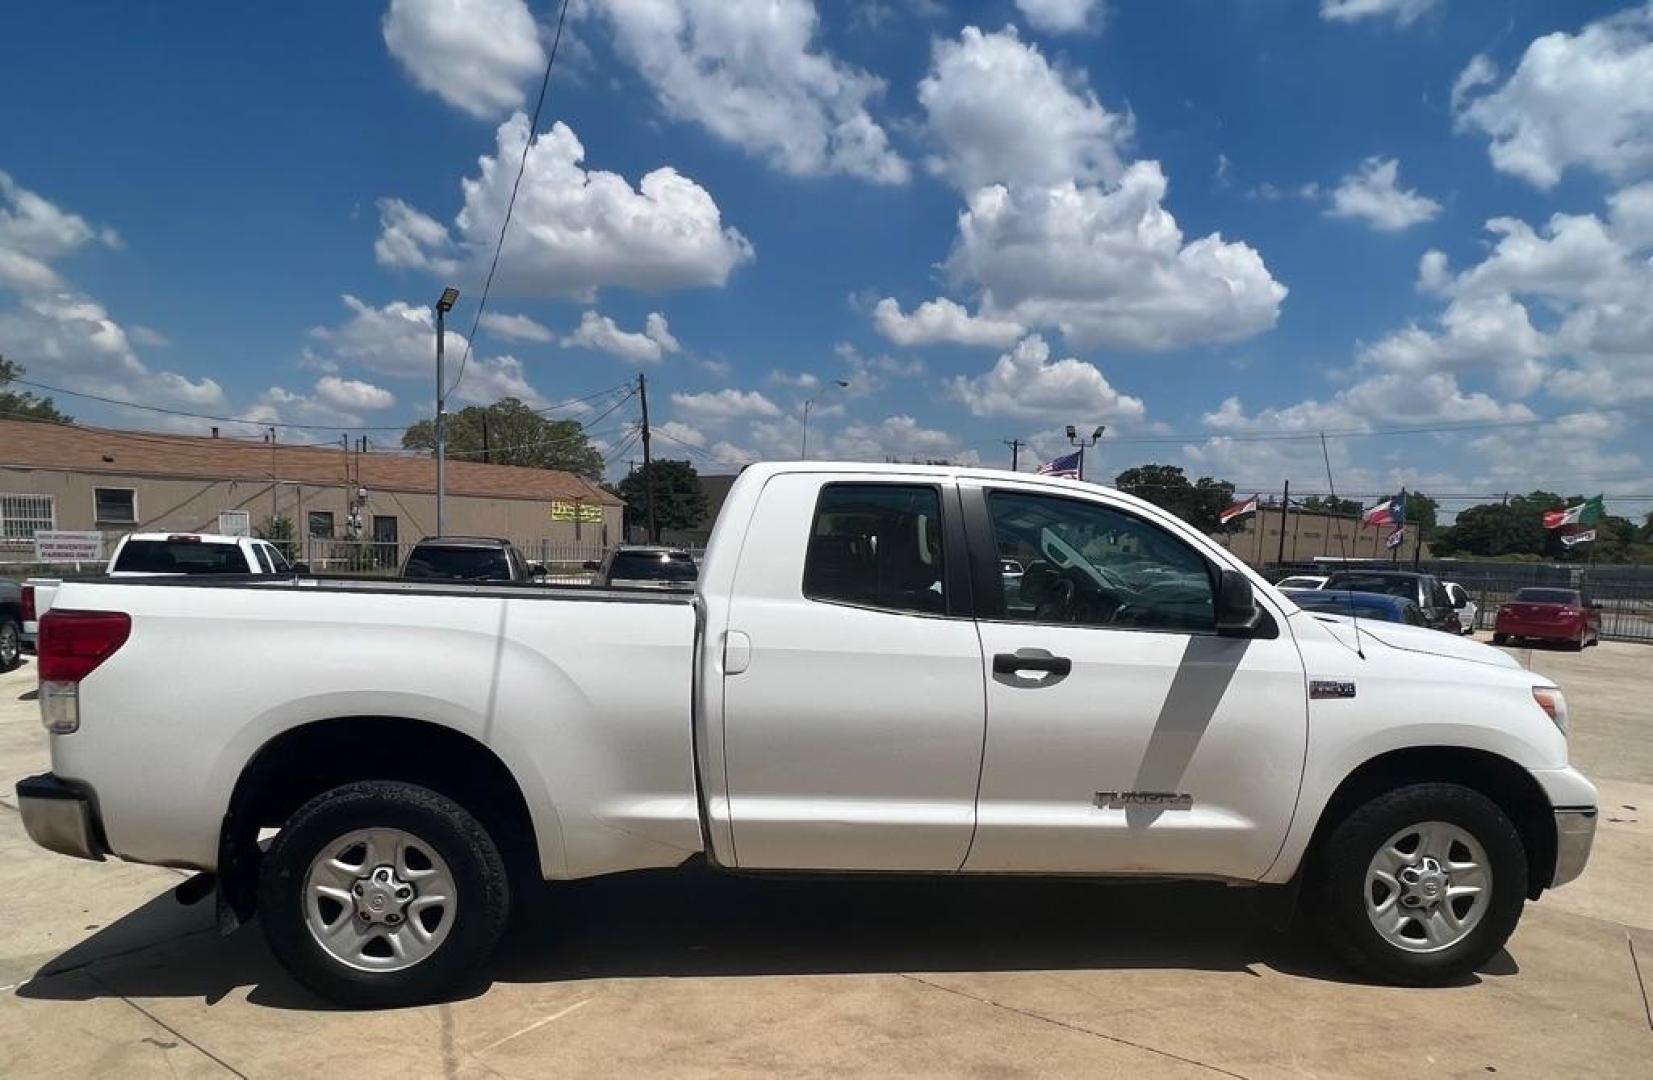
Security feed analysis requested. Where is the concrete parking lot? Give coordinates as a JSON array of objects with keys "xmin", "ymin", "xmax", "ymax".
[{"xmin": 2, "ymin": 640, "xmax": 1649, "ymax": 1078}]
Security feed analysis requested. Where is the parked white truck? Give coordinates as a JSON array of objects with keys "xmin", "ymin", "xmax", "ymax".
[{"xmin": 16, "ymin": 464, "xmax": 1596, "ymax": 1005}]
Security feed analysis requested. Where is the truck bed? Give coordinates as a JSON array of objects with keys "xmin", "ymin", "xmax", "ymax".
[{"xmin": 46, "ymin": 574, "xmax": 704, "ymax": 879}]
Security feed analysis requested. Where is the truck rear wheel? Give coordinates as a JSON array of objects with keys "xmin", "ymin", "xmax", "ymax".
[
  {"xmin": 0, "ymin": 615, "xmax": 20, "ymax": 672},
  {"xmin": 1310, "ymin": 783, "xmax": 1526, "ymax": 986},
  {"xmin": 257, "ymin": 780, "xmax": 509, "ymax": 1007}
]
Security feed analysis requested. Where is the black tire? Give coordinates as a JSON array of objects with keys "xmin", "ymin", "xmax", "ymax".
[
  {"xmin": 1491, "ymin": 632, "xmax": 1508, "ymax": 645},
  {"xmin": 1309, "ymin": 782, "xmax": 1527, "ymax": 986},
  {"xmin": 0, "ymin": 615, "xmax": 20, "ymax": 672},
  {"xmin": 1567, "ymin": 633, "xmax": 1585, "ymax": 652},
  {"xmin": 258, "ymin": 780, "xmax": 510, "ymax": 1007}
]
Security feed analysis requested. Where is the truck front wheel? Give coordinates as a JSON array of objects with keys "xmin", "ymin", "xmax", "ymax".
[
  {"xmin": 257, "ymin": 780, "xmax": 510, "ymax": 1006},
  {"xmin": 1310, "ymin": 783, "xmax": 1526, "ymax": 986}
]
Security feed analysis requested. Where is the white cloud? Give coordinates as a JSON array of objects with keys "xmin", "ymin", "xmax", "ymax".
[
  {"xmin": 0, "ymin": 175, "xmax": 225, "ymax": 416},
  {"xmin": 308, "ymin": 294, "xmax": 465, "ymax": 378},
  {"xmin": 129, "ymin": 325, "xmax": 170, "ymax": 348},
  {"xmin": 950, "ymin": 334, "xmax": 1147, "ymax": 423},
  {"xmin": 382, "ymin": 0, "xmax": 547, "ymax": 119},
  {"xmin": 872, "ymin": 296, "xmax": 1025, "ymax": 348},
  {"xmin": 377, "ymin": 114, "xmax": 753, "ymax": 299},
  {"xmin": 244, "ymin": 386, "xmax": 370, "ymax": 430},
  {"xmin": 588, "ymin": 0, "xmax": 907, "ymax": 183},
  {"xmin": 914, "ymin": 27, "xmax": 1285, "ymax": 352},
  {"xmin": 945, "ymin": 164, "xmax": 1288, "ymax": 349},
  {"xmin": 1326, "ymin": 156, "xmax": 1441, "ymax": 232},
  {"xmin": 1453, "ymin": 4, "xmax": 1653, "ymax": 189},
  {"xmin": 1206, "ymin": 373, "xmax": 1533, "ymax": 433},
  {"xmin": 671, "ymin": 388, "xmax": 781, "ymax": 423},
  {"xmin": 655, "ymin": 420, "xmax": 707, "ymax": 448},
  {"xmin": 315, "ymin": 375, "xmax": 396, "ymax": 411},
  {"xmin": 0, "ymin": 170, "xmax": 118, "ymax": 262},
  {"xmin": 1014, "ymin": 0, "xmax": 1103, "ymax": 35},
  {"xmin": 563, "ymin": 309, "xmax": 681, "ymax": 363},
  {"xmin": 918, "ymin": 25, "xmax": 1129, "ymax": 192},
  {"xmin": 478, "ymin": 310, "xmax": 554, "ymax": 343},
  {"xmin": 1359, "ymin": 293, "xmax": 1551, "ymax": 396},
  {"xmin": 767, "ymin": 370, "xmax": 820, "ymax": 391},
  {"xmin": 829, "ymin": 414, "xmax": 981, "ymax": 464},
  {"xmin": 1319, "ymin": 0, "xmax": 1438, "ymax": 26},
  {"xmin": 450, "ymin": 355, "xmax": 555, "ymax": 409}
]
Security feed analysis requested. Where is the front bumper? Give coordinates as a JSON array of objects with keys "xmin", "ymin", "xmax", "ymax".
[
  {"xmin": 15, "ymin": 773, "xmax": 106, "ymax": 861},
  {"xmin": 1552, "ymin": 807, "xmax": 1597, "ymax": 888}
]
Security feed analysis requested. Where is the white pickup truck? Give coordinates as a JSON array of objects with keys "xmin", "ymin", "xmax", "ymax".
[
  {"xmin": 16, "ymin": 463, "xmax": 1596, "ymax": 1006},
  {"xmin": 22, "ymin": 532, "xmax": 296, "ymax": 651}
]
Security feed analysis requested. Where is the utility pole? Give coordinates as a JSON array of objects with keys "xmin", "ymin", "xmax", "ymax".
[
  {"xmin": 434, "ymin": 286, "xmax": 460, "ymax": 538},
  {"xmin": 481, "ymin": 413, "xmax": 492, "ymax": 465},
  {"xmin": 800, "ymin": 378, "xmax": 850, "ymax": 460},
  {"xmin": 638, "ymin": 372, "xmax": 658, "ymax": 544},
  {"xmin": 1004, "ymin": 439, "xmax": 1024, "ymax": 471},
  {"xmin": 269, "ymin": 426, "xmax": 278, "ymax": 527},
  {"xmin": 1276, "ymin": 479, "xmax": 1290, "ymax": 566}
]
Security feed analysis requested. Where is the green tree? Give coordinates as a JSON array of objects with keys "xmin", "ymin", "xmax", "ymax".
[
  {"xmin": 403, "ymin": 398, "xmax": 603, "ymax": 480},
  {"xmin": 1404, "ymin": 492, "xmax": 1440, "ymax": 541},
  {"xmin": 617, "ymin": 459, "xmax": 709, "ymax": 538},
  {"xmin": 0, "ymin": 356, "xmax": 72, "ymax": 422},
  {"xmin": 1297, "ymin": 494, "xmax": 1360, "ymax": 516},
  {"xmin": 255, "ymin": 514, "xmax": 296, "ymax": 561},
  {"xmin": 1113, "ymin": 464, "xmax": 1234, "ymax": 531},
  {"xmin": 1432, "ymin": 491, "xmax": 1560, "ymax": 558}
]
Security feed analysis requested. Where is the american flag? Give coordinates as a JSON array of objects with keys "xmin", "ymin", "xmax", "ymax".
[{"xmin": 1037, "ymin": 450, "xmax": 1082, "ymax": 478}]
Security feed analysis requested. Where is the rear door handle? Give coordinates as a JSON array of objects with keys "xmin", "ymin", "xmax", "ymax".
[{"xmin": 992, "ymin": 648, "xmax": 1072, "ymax": 686}]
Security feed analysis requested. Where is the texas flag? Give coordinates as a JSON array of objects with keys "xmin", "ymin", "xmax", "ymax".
[
  {"xmin": 1362, "ymin": 492, "xmax": 1406, "ymax": 528},
  {"xmin": 1219, "ymin": 494, "xmax": 1260, "ymax": 524}
]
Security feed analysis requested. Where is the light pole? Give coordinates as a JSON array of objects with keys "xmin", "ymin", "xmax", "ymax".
[
  {"xmin": 434, "ymin": 286, "xmax": 459, "ymax": 537},
  {"xmin": 1066, "ymin": 424, "xmax": 1105, "ymax": 481},
  {"xmin": 800, "ymin": 378, "xmax": 850, "ymax": 459}
]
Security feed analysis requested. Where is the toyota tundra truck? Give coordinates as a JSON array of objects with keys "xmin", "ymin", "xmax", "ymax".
[{"xmin": 15, "ymin": 463, "xmax": 1597, "ymax": 1006}]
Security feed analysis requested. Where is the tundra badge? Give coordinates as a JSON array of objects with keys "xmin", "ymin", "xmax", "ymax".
[
  {"xmin": 1310, "ymin": 679, "xmax": 1357, "ymax": 699},
  {"xmin": 1094, "ymin": 791, "xmax": 1193, "ymax": 810}
]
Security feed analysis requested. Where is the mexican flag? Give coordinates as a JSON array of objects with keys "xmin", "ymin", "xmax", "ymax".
[{"xmin": 1543, "ymin": 495, "xmax": 1604, "ymax": 530}]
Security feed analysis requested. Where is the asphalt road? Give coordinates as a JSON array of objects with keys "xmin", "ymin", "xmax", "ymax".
[{"xmin": 2, "ymin": 640, "xmax": 1650, "ymax": 1078}]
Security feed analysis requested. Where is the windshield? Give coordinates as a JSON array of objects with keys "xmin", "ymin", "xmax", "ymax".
[
  {"xmin": 403, "ymin": 546, "xmax": 512, "ymax": 581},
  {"xmin": 1289, "ymin": 591, "xmax": 1401, "ymax": 623},
  {"xmin": 610, "ymin": 551, "xmax": 698, "ymax": 582},
  {"xmin": 1513, "ymin": 588, "xmax": 1581, "ymax": 605},
  {"xmin": 1324, "ymin": 574, "xmax": 1416, "ymax": 600},
  {"xmin": 114, "ymin": 539, "xmax": 248, "ymax": 574}
]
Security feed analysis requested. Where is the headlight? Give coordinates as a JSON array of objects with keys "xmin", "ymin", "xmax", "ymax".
[{"xmin": 1532, "ymin": 686, "xmax": 1568, "ymax": 735}]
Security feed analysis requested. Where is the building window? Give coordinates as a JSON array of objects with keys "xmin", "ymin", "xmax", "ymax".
[
  {"xmin": 218, "ymin": 510, "xmax": 251, "ymax": 537},
  {"xmin": 0, "ymin": 494, "xmax": 54, "ymax": 543},
  {"xmin": 94, "ymin": 488, "xmax": 137, "ymax": 524},
  {"xmin": 308, "ymin": 511, "xmax": 335, "ymax": 538}
]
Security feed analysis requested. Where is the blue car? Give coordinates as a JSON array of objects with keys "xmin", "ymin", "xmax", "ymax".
[{"xmin": 1282, "ymin": 588, "xmax": 1428, "ymax": 627}]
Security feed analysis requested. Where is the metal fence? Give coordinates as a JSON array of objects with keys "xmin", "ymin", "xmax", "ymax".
[
  {"xmin": 1414, "ymin": 560, "xmax": 1653, "ymax": 644},
  {"xmin": 298, "ymin": 538, "xmax": 615, "ymax": 583}
]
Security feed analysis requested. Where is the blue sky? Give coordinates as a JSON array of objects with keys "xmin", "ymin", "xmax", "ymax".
[{"xmin": 3, "ymin": 0, "xmax": 1652, "ymax": 517}]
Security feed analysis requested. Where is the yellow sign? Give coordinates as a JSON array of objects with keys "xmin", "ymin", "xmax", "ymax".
[{"xmin": 550, "ymin": 501, "xmax": 604, "ymax": 523}]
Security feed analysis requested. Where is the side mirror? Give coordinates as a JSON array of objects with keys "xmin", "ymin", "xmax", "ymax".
[
  {"xmin": 581, "ymin": 560, "xmax": 600, "ymax": 572},
  {"xmin": 1215, "ymin": 568, "xmax": 1262, "ymax": 634},
  {"xmin": 528, "ymin": 562, "xmax": 546, "ymax": 576},
  {"xmin": 291, "ymin": 562, "xmax": 311, "ymax": 575}
]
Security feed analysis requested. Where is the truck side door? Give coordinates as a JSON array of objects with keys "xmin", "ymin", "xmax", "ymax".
[
  {"xmin": 719, "ymin": 473, "xmax": 986, "ymax": 871},
  {"xmin": 961, "ymin": 482, "xmax": 1307, "ymax": 880}
]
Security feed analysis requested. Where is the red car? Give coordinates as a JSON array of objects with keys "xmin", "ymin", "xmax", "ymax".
[{"xmin": 1492, "ymin": 587, "xmax": 1601, "ymax": 649}]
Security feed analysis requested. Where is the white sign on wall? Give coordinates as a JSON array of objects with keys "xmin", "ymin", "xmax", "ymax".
[{"xmin": 34, "ymin": 530, "xmax": 104, "ymax": 562}]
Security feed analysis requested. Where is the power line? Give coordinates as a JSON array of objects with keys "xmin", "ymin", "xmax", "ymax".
[
  {"xmin": 6, "ymin": 378, "xmax": 412, "ymax": 431},
  {"xmin": 447, "ymin": 0, "xmax": 573, "ymax": 398}
]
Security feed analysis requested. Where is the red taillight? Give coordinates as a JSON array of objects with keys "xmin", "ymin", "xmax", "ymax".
[
  {"xmin": 20, "ymin": 584, "xmax": 34, "ymax": 622},
  {"xmin": 38, "ymin": 610, "xmax": 131, "ymax": 682}
]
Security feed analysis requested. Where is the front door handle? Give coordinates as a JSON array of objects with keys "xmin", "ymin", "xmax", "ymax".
[{"xmin": 992, "ymin": 648, "xmax": 1072, "ymax": 687}]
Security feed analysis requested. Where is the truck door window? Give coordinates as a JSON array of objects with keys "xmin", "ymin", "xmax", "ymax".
[
  {"xmin": 986, "ymin": 492, "xmax": 1215, "ymax": 633},
  {"xmin": 253, "ymin": 544, "xmax": 276, "ymax": 573},
  {"xmin": 803, "ymin": 484, "xmax": 947, "ymax": 615}
]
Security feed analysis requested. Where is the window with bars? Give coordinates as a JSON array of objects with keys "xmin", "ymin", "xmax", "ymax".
[
  {"xmin": 0, "ymin": 494, "xmax": 55, "ymax": 543},
  {"xmin": 94, "ymin": 487, "xmax": 137, "ymax": 524}
]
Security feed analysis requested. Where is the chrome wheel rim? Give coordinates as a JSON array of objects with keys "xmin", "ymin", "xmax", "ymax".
[
  {"xmin": 1365, "ymin": 820, "xmax": 1491, "ymax": 954},
  {"xmin": 0, "ymin": 621, "xmax": 17, "ymax": 666},
  {"xmin": 303, "ymin": 827, "xmax": 457, "ymax": 972}
]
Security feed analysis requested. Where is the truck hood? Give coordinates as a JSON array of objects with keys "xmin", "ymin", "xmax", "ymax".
[{"xmin": 1298, "ymin": 612, "xmax": 1524, "ymax": 671}]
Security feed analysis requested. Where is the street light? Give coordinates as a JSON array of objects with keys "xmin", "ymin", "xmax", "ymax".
[
  {"xmin": 1067, "ymin": 424, "xmax": 1105, "ymax": 481},
  {"xmin": 800, "ymin": 378, "xmax": 851, "ymax": 460},
  {"xmin": 434, "ymin": 286, "xmax": 460, "ymax": 537}
]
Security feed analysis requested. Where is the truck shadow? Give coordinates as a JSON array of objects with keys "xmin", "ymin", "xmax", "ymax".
[{"xmin": 16, "ymin": 867, "xmax": 1513, "ymax": 1010}]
